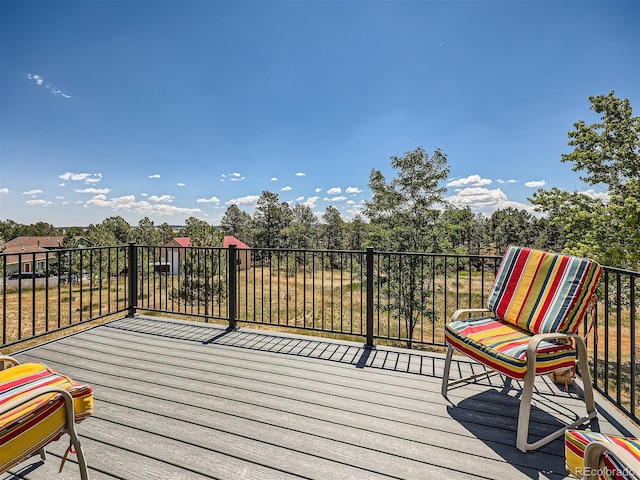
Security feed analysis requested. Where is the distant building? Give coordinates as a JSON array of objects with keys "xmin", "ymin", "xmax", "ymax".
[
  {"xmin": 157, "ymin": 236, "xmax": 252, "ymax": 275},
  {"xmin": 159, "ymin": 237, "xmax": 192, "ymax": 275},
  {"xmin": 223, "ymin": 236, "xmax": 252, "ymax": 270},
  {"xmin": 1, "ymin": 236, "xmax": 91, "ymax": 275}
]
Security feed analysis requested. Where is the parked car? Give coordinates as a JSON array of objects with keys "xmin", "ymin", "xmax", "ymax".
[{"xmin": 7, "ymin": 272, "xmax": 48, "ymax": 280}]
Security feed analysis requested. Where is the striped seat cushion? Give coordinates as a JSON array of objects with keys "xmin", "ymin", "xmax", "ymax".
[
  {"xmin": 445, "ymin": 316, "xmax": 577, "ymax": 380},
  {"xmin": 565, "ymin": 430, "xmax": 640, "ymax": 479},
  {"xmin": 487, "ymin": 246, "xmax": 602, "ymax": 334},
  {"xmin": 0, "ymin": 362, "xmax": 93, "ymax": 473}
]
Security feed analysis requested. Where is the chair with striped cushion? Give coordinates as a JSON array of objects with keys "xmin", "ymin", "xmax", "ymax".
[
  {"xmin": 441, "ymin": 246, "xmax": 603, "ymax": 452},
  {"xmin": 0, "ymin": 355, "xmax": 93, "ymax": 479},
  {"xmin": 565, "ymin": 430, "xmax": 640, "ymax": 479}
]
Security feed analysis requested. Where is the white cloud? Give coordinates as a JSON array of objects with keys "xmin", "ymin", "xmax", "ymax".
[
  {"xmin": 27, "ymin": 74, "xmax": 71, "ymax": 98},
  {"xmin": 148, "ymin": 174, "xmax": 161, "ymax": 179},
  {"xmin": 197, "ymin": 196, "xmax": 221, "ymax": 204},
  {"xmin": 315, "ymin": 188, "xmax": 322, "ymax": 193},
  {"xmin": 497, "ymin": 179, "xmax": 517, "ymax": 184},
  {"xmin": 85, "ymin": 194, "xmax": 200, "ymax": 216},
  {"xmin": 446, "ymin": 187, "xmax": 534, "ymax": 215},
  {"xmin": 27, "ymin": 73, "xmax": 44, "ymax": 85},
  {"xmin": 177, "ymin": 183, "xmax": 186, "ymax": 187},
  {"xmin": 75, "ymin": 188, "xmax": 111, "ymax": 194},
  {"xmin": 281, "ymin": 186, "xmax": 292, "ymax": 191},
  {"xmin": 302, "ymin": 196, "xmax": 319, "ymax": 208},
  {"xmin": 324, "ymin": 196, "xmax": 347, "ymax": 202},
  {"xmin": 346, "ymin": 187, "xmax": 362, "ymax": 194},
  {"xmin": 0, "ymin": 188, "xmax": 9, "ymax": 194},
  {"xmin": 582, "ymin": 189, "xmax": 610, "ymax": 202},
  {"xmin": 524, "ymin": 180, "xmax": 546, "ymax": 188},
  {"xmin": 149, "ymin": 195, "xmax": 174, "ymax": 203},
  {"xmin": 327, "ymin": 187, "xmax": 342, "ymax": 194},
  {"xmin": 295, "ymin": 172, "xmax": 305, "ymax": 177},
  {"xmin": 25, "ymin": 199, "xmax": 52, "ymax": 206},
  {"xmin": 271, "ymin": 177, "xmax": 278, "ymax": 181},
  {"xmin": 59, "ymin": 172, "xmax": 102, "ymax": 184},
  {"xmin": 226, "ymin": 195, "xmax": 259, "ymax": 206},
  {"xmin": 23, "ymin": 189, "xmax": 43, "ymax": 195},
  {"xmin": 447, "ymin": 175, "xmax": 492, "ymax": 188},
  {"xmin": 221, "ymin": 173, "xmax": 245, "ymax": 182}
]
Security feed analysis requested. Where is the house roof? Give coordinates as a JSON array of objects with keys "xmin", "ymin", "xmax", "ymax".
[
  {"xmin": 2, "ymin": 236, "xmax": 90, "ymax": 250},
  {"xmin": 223, "ymin": 236, "xmax": 250, "ymax": 249},
  {"xmin": 4, "ymin": 236, "xmax": 64, "ymax": 249},
  {"xmin": 164, "ymin": 237, "xmax": 192, "ymax": 247},
  {"xmin": 2, "ymin": 245, "xmax": 52, "ymax": 266}
]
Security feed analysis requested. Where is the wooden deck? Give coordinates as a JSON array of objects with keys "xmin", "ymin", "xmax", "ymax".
[{"xmin": 3, "ymin": 315, "xmax": 639, "ymax": 480}]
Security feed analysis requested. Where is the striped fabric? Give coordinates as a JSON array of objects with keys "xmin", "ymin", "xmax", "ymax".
[
  {"xmin": 445, "ymin": 316, "xmax": 577, "ymax": 379},
  {"xmin": 565, "ymin": 430, "xmax": 640, "ymax": 479},
  {"xmin": 487, "ymin": 246, "xmax": 602, "ymax": 334},
  {"xmin": 0, "ymin": 362, "xmax": 93, "ymax": 473}
]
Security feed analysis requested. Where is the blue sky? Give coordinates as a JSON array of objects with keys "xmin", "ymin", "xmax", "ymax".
[{"xmin": 1, "ymin": 0, "xmax": 638, "ymax": 227}]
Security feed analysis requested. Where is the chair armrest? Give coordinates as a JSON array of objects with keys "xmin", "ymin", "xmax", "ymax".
[
  {"xmin": 583, "ymin": 440, "xmax": 640, "ymax": 480},
  {"xmin": 451, "ymin": 308, "xmax": 493, "ymax": 322},
  {"xmin": 0, "ymin": 355, "xmax": 20, "ymax": 370}
]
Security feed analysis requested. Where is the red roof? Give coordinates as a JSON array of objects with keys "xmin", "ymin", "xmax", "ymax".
[
  {"xmin": 223, "ymin": 236, "xmax": 250, "ymax": 249},
  {"xmin": 173, "ymin": 237, "xmax": 192, "ymax": 247}
]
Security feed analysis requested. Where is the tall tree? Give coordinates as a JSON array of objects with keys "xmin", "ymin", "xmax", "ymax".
[
  {"xmin": 252, "ymin": 191, "xmax": 287, "ymax": 249},
  {"xmin": 283, "ymin": 203, "xmax": 318, "ymax": 249},
  {"xmin": 135, "ymin": 217, "xmax": 161, "ymax": 245},
  {"xmin": 157, "ymin": 223, "xmax": 175, "ymax": 245},
  {"xmin": 221, "ymin": 204, "xmax": 253, "ymax": 244},
  {"xmin": 345, "ymin": 214, "xmax": 368, "ymax": 250},
  {"xmin": 364, "ymin": 147, "xmax": 450, "ymax": 253},
  {"xmin": 363, "ymin": 147, "xmax": 450, "ymax": 348},
  {"xmin": 531, "ymin": 92, "xmax": 640, "ymax": 268}
]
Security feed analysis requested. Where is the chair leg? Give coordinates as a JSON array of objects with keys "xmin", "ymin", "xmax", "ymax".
[
  {"xmin": 441, "ymin": 345, "xmax": 454, "ymax": 397},
  {"xmin": 516, "ymin": 369, "xmax": 536, "ymax": 452},
  {"xmin": 58, "ymin": 389, "xmax": 90, "ymax": 480},
  {"xmin": 517, "ymin": 336, "xmax": 598, "ymax": 452}
]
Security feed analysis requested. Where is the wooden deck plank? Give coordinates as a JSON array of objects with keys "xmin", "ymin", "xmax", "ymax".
[{"xmin": 4, "ymin": 315, "xmax": 637, "ymax": 479}]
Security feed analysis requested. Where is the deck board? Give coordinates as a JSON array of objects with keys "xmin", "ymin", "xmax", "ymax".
[{"xmin": 2, "ymin": 315, "xmax": 639, "ymax": 480}]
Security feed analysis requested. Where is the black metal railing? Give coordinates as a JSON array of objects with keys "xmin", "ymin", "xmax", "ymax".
[
  {"xmin": 1, "ymin": 245, "xmax": 130, "ymax": 348},
  {"xmin": 1, "ymin": 244, "xmax": 638, "ymax": 425}
]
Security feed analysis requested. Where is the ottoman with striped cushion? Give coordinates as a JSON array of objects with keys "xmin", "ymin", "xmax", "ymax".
[
  {"xmin": 565, "ymin": 430, "xmax": 640, "ymax": 479},
  {"xmin": 0, "ymin": 360, "xmax": 93, "ymax": 478}
]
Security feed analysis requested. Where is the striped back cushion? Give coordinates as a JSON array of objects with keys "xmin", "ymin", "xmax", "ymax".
[{"xmin": 487, "ymin": 246, "xmax": 602, "ymax": 334}]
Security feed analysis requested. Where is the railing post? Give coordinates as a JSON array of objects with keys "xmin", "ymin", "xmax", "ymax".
[
  {"xmin": 228, "ymin": 244, "xmax": 237, "ymax": 330},
  {"xmin": 127, "ymin": 242, "xmax": 137, "ymax": 317},
  {"xmin": 365, "ymin": 247, "xmax": 375, "ymax": 349}
]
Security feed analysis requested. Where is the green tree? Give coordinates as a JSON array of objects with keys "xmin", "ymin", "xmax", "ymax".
[
  {"xmin": 135, "ymin": 217, "xmax": 161, "ymax": 245},
  {"xmin": 345, "ymin": 214, "xmax": 368, "ymax": 250},
  {"xmin": 172, "ymin": 217, "xmax": 225, "ymax": 313},
  {"xmin": 157, "ymin": 223, "xmax": 175, "ymax": 245},
  {"xmin": 363, "ymin": 147, "xmax": 450, "ymax": 348},
  {"xmin": 221, "ymin": 204, "xmax": 253, "ymax": 245},
  {"xmin": 531, "ymin": 92, "xmax": 640, "ymax": 268},
  {"xmin": 252, "ymin": 191, "xmax": 288, "ymax": 249},
  {"xmin": 283, "ymin": 203, "xmax": 318, "ymax": 249},
  {"xmin": 487, "ymin": 208, "xmax": 538, "ymax": 254}
]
